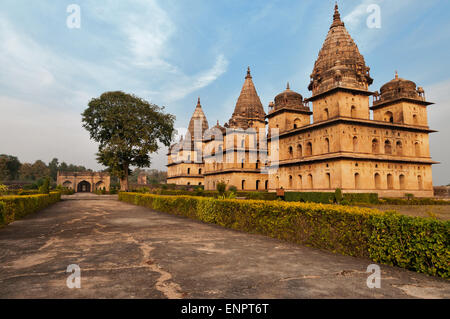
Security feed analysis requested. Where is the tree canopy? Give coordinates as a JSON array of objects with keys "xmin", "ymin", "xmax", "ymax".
[{"xmin": 82, "ymin": 91, "xmax": 175, "ymax": 190}]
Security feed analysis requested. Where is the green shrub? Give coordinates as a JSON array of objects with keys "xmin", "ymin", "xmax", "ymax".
[
  {"xmin": 285, "ymin": 192, "xmax": 336, "ymax": 204},
  {"xmin": 228, "ymin": 186, "xmax": 237, "ymax": 194},
  {"xmin": 38, "ymin": 177, "xmax": 50, "ymax": 194},
  {"xmin": 0, "ymin": 184, "xmax": 8, "ymax": 195},
  {"xmin": 216, "ymin": 182, "xmax": 227, "ymax": 195},
  {"xmin": 119, "ymin": 193, "xmax": 450, "ymax": 278},
  {"xmin": 335, "ymin": 188, "xmax": 343, "ymax": 204},
  {"xmin": 0, "ymin": 192, "xmax": 61, "ymax": 226},
  {"xmin": 368, "ymin": 212, "xmax": 449, "ymax": 278},
  {"xmin": 343, "ymin": 193, "xmax": 379, "ymax": 205},
  {"xmin": 194, "ymin": 186, "xmax": 204, "ymax": 196}
]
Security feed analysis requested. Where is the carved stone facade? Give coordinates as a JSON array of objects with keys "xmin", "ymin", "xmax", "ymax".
[
  {"xmin": 167, "ymin": 4, "xmax": 437, "ymax": 197},
  {"xmin": 57, "ymin": 171, "xmax": 110, "ymax": 193}
]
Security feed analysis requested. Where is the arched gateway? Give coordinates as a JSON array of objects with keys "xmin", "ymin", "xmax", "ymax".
[{"xmin": 57, "ymin": 171, "xmax": 110, "ymax": 193}]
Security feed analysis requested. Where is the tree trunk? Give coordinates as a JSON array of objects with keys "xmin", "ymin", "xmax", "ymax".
[{"xmin": 120, "ymin": 163, "xmax": 129, "ymax": 191}]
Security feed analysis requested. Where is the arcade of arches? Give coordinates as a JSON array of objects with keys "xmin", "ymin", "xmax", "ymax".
[{"xmin": 57, "ymin": 172, "xmax": 111, "ymax": 193}]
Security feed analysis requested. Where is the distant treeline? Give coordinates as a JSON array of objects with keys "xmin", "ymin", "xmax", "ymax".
[
  {"xmin": 0, "ymin": 154, "xmax": 168, "ymax": 186},
  {"xmin": 0, "ymin": 154, "xmax": 92, "ymax": 182}
]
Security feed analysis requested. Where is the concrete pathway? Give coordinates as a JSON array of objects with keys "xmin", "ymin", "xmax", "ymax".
[{"xmin": 0, "ymin": 194, "xmax": 448, "ymax": 299}]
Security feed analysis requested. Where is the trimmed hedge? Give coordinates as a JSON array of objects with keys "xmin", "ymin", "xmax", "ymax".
[
  {"xmin": 0, "ymin": 192, "xmax": 61, "ymax": 226},
  {"xmin": 285, "ymin": 191, "xmax": 379, "ymax": 205},
  {"xmin": 380, "ymin": 198, "xmax": 450, "ymax": 205},
  {"xmin": 285, "ymin": 192, "xmax": 336, "ymax": 204},
  {"xmin": 343, "ymin": 193, "xmax": 379, "ymax": 205},
  {"xmin": 119, "ymin": 193, "xmax": 450, "ymax": 278}
]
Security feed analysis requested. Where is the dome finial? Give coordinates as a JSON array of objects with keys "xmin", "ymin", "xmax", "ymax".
[
  {"xmin": 395, "ymin": 70, "xmax": 398, "ymax": 80},
  {"xmin": 286, "ymin": 82, "xmax": 290, "ymax": 90},
  {"xmin": 246, "ymin": 66, "xmax": 252, "ymax": 79},
  {"xmin": 331, "ymin": 2, "xmax": 344, "ymax": 28}
]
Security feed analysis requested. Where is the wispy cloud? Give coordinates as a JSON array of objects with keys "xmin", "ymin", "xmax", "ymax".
[{"xmin": 164, "ymin": 54, "xmax": 229, "ymax": 103}]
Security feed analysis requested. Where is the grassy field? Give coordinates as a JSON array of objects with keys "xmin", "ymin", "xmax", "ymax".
[{"xmin": 358, "ymin": 204, "xmax": 450, "ymax": 221}]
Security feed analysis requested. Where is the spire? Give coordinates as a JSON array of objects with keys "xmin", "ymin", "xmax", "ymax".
[
  {"xmin": 309, "ymin": 3, "xmax": 372, "ymax": 94},
  {"xmin": 286, "ymin": 82, "xmax": 290, "ymax": 90},
  {"xmin": 395, "ymin": 70, "xmax": 399, "ymax": 80},
  {"xmin": 228, "ymin": 67, "xmax": 266, "ymax": 128},
  {"xmin": 187, "ymin": 97, "xmax": 209, "ymax": 138},
  {"xmin": 330, "ymin": 2, "xmax": 345, "ymax": 29}
]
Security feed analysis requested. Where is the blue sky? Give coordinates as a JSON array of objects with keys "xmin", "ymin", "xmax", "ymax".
[{"xmin": 0, "ymin": 0, "xmax": 449, "ymax": 184}]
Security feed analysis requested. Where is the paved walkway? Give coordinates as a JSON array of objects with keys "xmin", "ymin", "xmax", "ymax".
[{"xmin": 0, "ymin": 194, "xmax": 448, "ymax": 299}]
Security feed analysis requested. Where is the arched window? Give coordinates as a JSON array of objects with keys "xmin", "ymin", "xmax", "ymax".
[
  {"xmin": 294, "ymin": 118, "xmax": 301, "ymax": 129},
  {"xmin": 325, "ymin": 138, "xmax": 330, "ymax": 153},
  {"xmin": 353, "ymin": 136, "xmax": 358, "ymax": 152},
  {"xmin": 265, "ymin": 180, "xmax": 269, "ymax": 190},
  {"xmin": 351, "ymin": 105, "xmax": 357, "ymax": 118},
  {"xmin": 372, "ymin": 139, "xmax": 379, "ymax": 154},
  {"xmin": 324, "ymin": 108, "xmax": 329, "ymax": 120},
  {"xmin": 241, "ymin": 180, "xmax": 246, "ymax": 190},
  {"xmin": 306, "ymin": 142, "xmax": 312, "ymax": 156},
  {"xmin": 413, "ymin": 114, "xmax": 418, "ymax": 125},
  {"xmin": 198, "ymin": 168, "xmax": 202, "ymax": 175},
  {"xmin": 256, "ymin": 180, "xmax": 260, "ymax": 190},
  {"xmin": 418, "ymin": 175, "xmax": 423, "ymax": 190},
  {"xmin": 396, "ymin": 141, "xmax": 403, "ymax": 156},
  {"xmin": 355, "ymin": 173, "xmax": 360, "ymax": 189},
  {"xmin": 289, "ymin": 176, "xmax": 293, "ymax": 188},
  {"xmin": 241, "ymin": 159, "xmax": 245, "ymax": 169},
  {"xmin": 384, "ymin": 140, "xmax": 392, "ymax": 154},
  {"xmin": 187, "ymin": 168, "xmax": 191, "ymax": 175},
  {"xmin": 326, "ymin": 173, "xmax": 331, "ymax": 189},
  {"xmin": 297, "ymin": 144, "xmax": 303, "ymax": 157},
  {"xmin": 187, "ymin": 155, "xmax": 191, "ymax": 162},
  {"xmin": 298, "ymin": 175, "xmax": 303, "ymax": 189},
  {"xmin": 384, "ymin": 111, "xmax": 394, "ymax": 123},
  {"xmin": 307, "ymin": 174, "xmax": 313, "ymax": 189},
  {"xmin": 199, "ymin": 182, "xmax": 202, "ymax": 186},
  {"xmin": 374, "ymin": 173, "xmax": 381, "ymax": 189},
  {"xmin": 415, "ymin": 142, "xmax": 421, "ymax": 157},
  {"xmin": 187, "ymin": 182, "xmax": 191, "ymax": 186},
  {"xmin": 256, "ymin": 160, "xmax": 260, "ymax": 169},
  {"xmin": 241, "ymin": 139, "xmax": 245, "ymax": 148},
  {"xmin": 387, "ymin": 174, "xmax": 394, "ymax": 189},
  {"xmin": 288, "ymin": 146, "xmax": 294, "ymax": 158},
  {"xmin": 399, "ymin": 174, "xmax": 406, "ymax": 189}
]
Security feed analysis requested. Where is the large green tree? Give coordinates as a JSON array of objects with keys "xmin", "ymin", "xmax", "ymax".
[
  {"xmin": 82, "ymin": 91, "xmax": 175, "ymax": 191},
  {"xmin": 0, "ymin": 155, "xmax": 21, "ymax": 181}
]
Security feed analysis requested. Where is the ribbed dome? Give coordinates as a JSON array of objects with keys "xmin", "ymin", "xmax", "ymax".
[
  {"xmin": 308, "ymin": 4, "xmax": 373, "ymax": 95},
  {"xmin": 374, "ymin": 72, "xmax": 424, "ymax": 105},
  {"xmin": 274, "ymin": 82, "xmax": 307, "ymax": 110},
  {"xmin": 187, "ymin": 97, "xmax": 209, "ymax": 139},
  {"xmin": 228, "ymin": 67, "xmax": 266, "ymax": 129}
]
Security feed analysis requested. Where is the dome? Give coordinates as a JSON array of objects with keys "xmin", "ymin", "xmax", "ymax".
[
  {"xmin": 308, "ymin": 4, "xmax": 373, "ymax": 95},
  {"xmin": 375, "ymin": 72, "xmax": 423, "ymax": 104},
  {"xmin": 274, "ymin": 82, "xmax": 304, "ymax": 110}
]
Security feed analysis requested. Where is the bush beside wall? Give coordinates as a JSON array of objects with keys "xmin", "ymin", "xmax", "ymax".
[
  {"xmin": 119, "ymin": 193, "xmax": 449, "ymax": 278},
  {"xmin": 0, "ymin": 192, "xmax": 61, "ymax": 226},
  {"xmin": 285, "ymin": 192, "xmax": 336, "ymax": 204}
]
